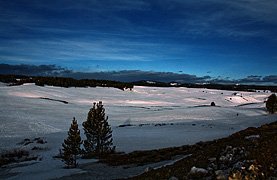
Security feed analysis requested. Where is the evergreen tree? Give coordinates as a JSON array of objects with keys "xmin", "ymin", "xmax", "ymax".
[
  {"xmin": 82, "ymin": 104, "xmax": 97, "ymax": 156},
  {"xmin": 62, "ymin": 117, "xmax": 82, "ymax": 168},
  {"xmin": 82, "ymin": 101, "xmax": 114, "ymax": 157},
  {"xmin": 266, "ymin": 94, "xmax": 277, "ymax": 114}
]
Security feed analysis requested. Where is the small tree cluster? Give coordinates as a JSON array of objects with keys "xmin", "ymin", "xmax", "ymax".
[
  {"xmin": 266, "ymin": 94, "xmax": 277, "ymax": 114},
  {"xmin": 62, "ymin": 101, "xmax": 114, "ymax": 167}
]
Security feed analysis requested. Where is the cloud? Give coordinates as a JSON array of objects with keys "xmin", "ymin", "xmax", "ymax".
[
  {"xmin": 0, "ymin": 36, "xmax": 191, "ymax": 65},
  {"xmin": 170, "ymin": 0, "xmax": 277, "ymax": 39},
  {"xmin": 0, "ymin": 64, "xmax": 72, "ymax": 76},
  {"xmin": 1, "ymin": 64, "xmax": 276, "ymax": 85},
  {"xmin": 262, "ymin": 75, "xmax": 277, "ymax": 84},
  {"xmin": 236, "ymin": 75, "xmax": 277, "ymax": 84},
  {"xmin": 0, "ymin": 64, "xmax": 210, "ymax": 83},
  {"xmin": 240, "ymin": 75, "xmax": 263, "ymax": 83},
  {"xmin": 3, "ymin": 0, "xmax": 276, "ymax": 41},
  {"xmin": 210, "ymin": 75, "xmax": 277, "ymax": 85},
  {"xmin": 1, "ymin": 0, "xmax": 276, "ymax": 67},
  {"xmin": 70, "ymin": 70, "xmax": 211, "ymax": 83}
]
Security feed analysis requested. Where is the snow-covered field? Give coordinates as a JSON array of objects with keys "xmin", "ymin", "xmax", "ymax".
[{"xmin": 0, "ymin": 82, "xmax": 276, "ymax": 179}]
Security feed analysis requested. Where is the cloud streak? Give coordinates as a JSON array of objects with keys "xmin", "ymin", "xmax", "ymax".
[
  {"xmin": 170, "ymin": 0, "xmax": 277, "ymax": 39},
  {"xmin": 0, "ymin": 64, "xmax": 71, "ymax": 77}
]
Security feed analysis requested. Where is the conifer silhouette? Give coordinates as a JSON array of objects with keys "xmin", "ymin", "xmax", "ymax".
[
  {"xmin": 62, "ymin": 117, "xmax": 82, "ymax": 168},
  {"xmin": 266, "ymin": 94, "xmax": 277, "ymax": 114},
  {"xmin": 82, "ymin": 101, "xmax": 114, "ymax": 157}
]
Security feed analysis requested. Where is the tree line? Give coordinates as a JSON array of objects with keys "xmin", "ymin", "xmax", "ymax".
[
  {"xmin": 0, "ymin": 74, "xmax": 133, "ymax": 91},
  {"xmin": 133, "ymin": 80, "xmax": 277, "ymax": 92},
  {"xmin": 1, "ymin": 74, "xmax": 277, "ymax": 92}
]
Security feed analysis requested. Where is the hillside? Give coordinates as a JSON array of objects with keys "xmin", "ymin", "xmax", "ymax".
[
  {"xmin": 126, "ymin": 121, "xmax": 277, "ymax": 180},
  {"xmin": 54, "ymin": 121, "xmax": 276, "ymax": 180},
  {"xmin": 0, "ymin": 83, "xmax": 276, "ymax": 179}
]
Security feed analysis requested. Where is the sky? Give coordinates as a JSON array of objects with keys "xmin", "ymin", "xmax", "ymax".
[{"xmin": 0, "ymin": 0, "xmax": 277, "ymax": 84}]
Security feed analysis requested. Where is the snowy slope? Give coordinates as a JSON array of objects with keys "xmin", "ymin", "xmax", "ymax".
[{"xmin": 0, "ymin": 83, "xmax": 275, "ymax": 179}]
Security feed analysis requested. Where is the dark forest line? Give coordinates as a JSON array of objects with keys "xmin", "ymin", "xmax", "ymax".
[
  {"xmin": 0, "ymin": 74, "xmax": 133, "ymax": 91},
  {"xmin": 0, "ymin": 74, "xmax": 277, "ymax": 92}
]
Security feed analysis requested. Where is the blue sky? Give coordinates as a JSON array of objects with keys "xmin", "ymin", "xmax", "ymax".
[{"xmin": 0, "ymin": 0, "xmax": 277, "ymax": 84}]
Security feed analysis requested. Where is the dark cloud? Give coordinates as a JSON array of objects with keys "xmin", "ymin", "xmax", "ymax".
[
  {"xmin": 236, "ymin": 75, "xmax": 277, "ymax": 84},
  {"xmin": 210, "ymin": 75, "xmax": 277, "ymax": 85},
  {"xmin": 0, "ymin": 63, "xmax": 72, "ymax": 77},
  {"xmin": 238, "ymin": 75, "xmax": 263, "ymax": 83},
  {"xmin": 1, "ymin": 64, "xmax": 276, "ymax": 85},
  {"xmin": 262, "ymin": 75, "xmax": 277, "ymax": 84},
  {"xmin": 69, "ymin": 70, "xmax": 211, "ymax": 83},
  {"xmin": 0, "ymin": 64, "xmax": 210, "ymax": 83}
]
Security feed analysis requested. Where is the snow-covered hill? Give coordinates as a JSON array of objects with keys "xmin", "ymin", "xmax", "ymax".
[{"xmin": 0, "ymin": 83, "xmax": 275, "ymax": 179}]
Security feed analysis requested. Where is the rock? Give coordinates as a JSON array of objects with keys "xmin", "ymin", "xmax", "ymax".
[
  {"xmin": 187, "ymin": 166, "xmax": 208, "ymax": 179},
  {"xmin": 229, "ymin": 171, "xmax": 243, "ymax": 180},
  {"xmin": 269, "ymin": 164, "xmax": 275, "ymax": 171},
  {"xmin": 215, "ymin": 170, "xmax": 222, "ymax": 176},
  {"xmin": 226, "ymin": 153, "xmax": 233, "ymax": 160},
  {"xmin": 219, "ymin": 156, "xmax": 228, "ymax": 163},
  {"xmin": 191, "ymin": 166, "xmax": 208, "ymax": 174},
  {"xmin": 216, "ymin": 174, "xmax": 227, "ymax": 180},
  {"xmin": 208, "ymin": 157, "xmax": 217, "ymax": 162},
  {"xmin": 231, "ymin": 147, "xmax": 238, "ymax": 154},
  {"xmin": 220, "ymin": 164, "xmax": 226, "ymax": 170},
  {"xmin": 207, "ymin": 167, "xmax": 213, "ymax": 172},
  {"xmin": 144, "ymin": 167, "xmax": 154, "ymax": 173},
  {"xmin": 232, "ymin": 161, "xmax": 244, "ymax": 171},
  {"xmin": 248, "ymin": 164, "xmax": 257, "ymax": 171},
  {"xmin": 245, "ymin": 134, "xmax": 260, "ymax": 139},
  {"xmin": 226, "ymin": 146, "xmax": 232, "ymax": 151},
  {"xmin": 168, "ymin": 176, "xmax": 178, "ymax": 180},
  {"xmin": 208, "ymin": 162, "xmax": 218, "ymax": 171}
]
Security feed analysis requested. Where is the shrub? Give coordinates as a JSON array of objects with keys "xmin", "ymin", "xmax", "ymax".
[
  {"xmin": 1, "ymin": 149, "xmax": 29, "ymax": 159},
  {"xmin": 0, "ymin": 149, "xmax": 37, "ymax": 166},
  {"xmin": 266, "ymin": 94, "xmax": 277, "ymax": 114}
]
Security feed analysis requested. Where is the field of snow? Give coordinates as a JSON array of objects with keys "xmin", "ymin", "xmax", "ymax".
[{"xmin": 0, "ymin": 82, "xmax": 276, "ymax": 179}]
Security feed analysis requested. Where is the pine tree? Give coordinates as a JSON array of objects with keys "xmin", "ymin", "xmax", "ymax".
[
  {"xmin": 266, "ymin": 94, "xmax": 277, "ymax": 114},
  {"xmin": 82, "ymin": 101, "xmax": 114, "ymax": 157},
  {"xmin": 82, "ymin": 104, "xmax": 97, "ymax": 156},
  {"xmin": 62, "ymin": 117, "xmax": 82, "ymax": 168}
]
